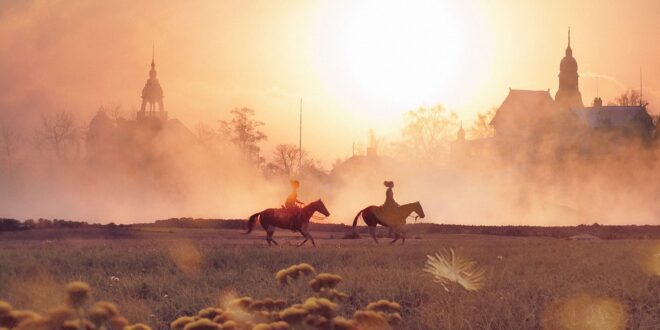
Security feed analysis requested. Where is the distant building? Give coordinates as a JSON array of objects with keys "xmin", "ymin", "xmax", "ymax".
[
  {"xmin": 451, "ymin": 29, "xmax": 656, "ymax": 163},
  {"xmin": 490, "ymin": 89, "xmax": 558, "ymax": 140},
  {"xmin": 572, "ymin": 104, "xmax": 655, "ymax": 141},
  {"xmin": 86, "ymin": 53, "xmax": 195, "ymax": 165},
  {"xmin": 555, "ymin": 29, "xmax": 584, "ymax": 112}
]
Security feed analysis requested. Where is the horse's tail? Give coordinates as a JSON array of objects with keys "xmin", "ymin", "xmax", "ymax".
[
  {"xmin": 245, "ymin": 212, "xmax": 260, "ymax": 234},
  {"xmin": 352, "ymin": 209, "xmax": 364, "ymax": 228}
]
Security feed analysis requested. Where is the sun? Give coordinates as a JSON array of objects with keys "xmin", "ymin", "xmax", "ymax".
[{"xmin": 313, "ymin": 1, "xmax": 487, "ymax": 118}]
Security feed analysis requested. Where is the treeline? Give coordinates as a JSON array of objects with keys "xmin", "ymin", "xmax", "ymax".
[
  {"xmin": 2, "ymin": 217, "xmax": 658, "ymax": 240},
  {"xmin": 0, "ymin": 218, "xmax": 120, "ymax": 231}
]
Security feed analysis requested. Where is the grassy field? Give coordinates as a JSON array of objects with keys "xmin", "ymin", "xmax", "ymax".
[{"xmin": 0, "ymin": 228, "xmax": 658, "ymax": 329}]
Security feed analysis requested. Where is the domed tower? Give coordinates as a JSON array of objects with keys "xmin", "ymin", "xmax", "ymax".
[
  {"xmin": 555, "ymin": 28, "xmax": 584, "ymax": 111},
  {"xmin": 137, "ymin": 49, "xmax": 167, "ymax": 122}
]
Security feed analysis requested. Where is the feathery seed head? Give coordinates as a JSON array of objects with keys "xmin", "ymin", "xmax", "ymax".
[{"xmin": 424, "ymin": 249, "xmax": 486, "ymax": 292}]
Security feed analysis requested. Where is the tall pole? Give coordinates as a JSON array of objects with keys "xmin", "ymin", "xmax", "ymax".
[
  {"xmin": 299, "ymin": 98, "xmax": 302, "ymax": 173},
  {"xmin": 640, "ymin": 67, "xmax": 643, "ymax": 106}
]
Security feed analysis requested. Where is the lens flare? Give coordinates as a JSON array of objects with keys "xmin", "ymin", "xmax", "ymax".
[
  {"xmin": 542, "ymin": 293, "xmax": 627, "ymax": 330},
  {"xmin": 168, "ymin": 241, "xmax": 203, "ymax": 275}
]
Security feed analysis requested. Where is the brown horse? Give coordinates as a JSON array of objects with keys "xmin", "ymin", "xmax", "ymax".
[
  {"xmin": 245, "ymin": 199, "xmax": 330, "ymax": 247},
  {"xmin": 352, "ymin": 201, "xmax": 425, "ymax": 244}
]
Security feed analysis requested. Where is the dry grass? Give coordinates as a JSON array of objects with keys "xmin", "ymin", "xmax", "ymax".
[{"xmin": 0, "ymin": 229, "xmax": 658, "ymax": 329}]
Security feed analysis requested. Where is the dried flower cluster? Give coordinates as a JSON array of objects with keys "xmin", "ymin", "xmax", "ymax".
[
  {"xmin": 0, "ymin": 264, "xmax": 403, "ymax": 329},
  {"xmin": 0, "ymin": 281, "xmax": 141, "ymax": 330},
  {"xmin": 274, "ymin": 263, "xmax": 316, "ymax": 285},
  {"xmin": 169, "ymin": 264, "xmax": 402, "ymax": 329}
]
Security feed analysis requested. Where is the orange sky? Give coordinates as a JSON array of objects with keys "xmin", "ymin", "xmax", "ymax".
[{"xmin": 0, "ymin": 0, "xmax": 657, "ymax": 163}]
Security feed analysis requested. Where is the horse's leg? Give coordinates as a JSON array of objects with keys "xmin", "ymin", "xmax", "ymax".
[
  {"xmin": 304, "ymin": 228, "xmax": 317, "ymax": 247},
  {"xmin": 299, "ymin": 225, "xmax": 315, "ymax": 247},
  {"xmin": 267, "ymin": 226, "xmax": 278, "ymax": 246},
  {"xmin": 368, "ymin": 226, "xmax": 378, "ymax": 244},
  {"xmin": 390, "ymin": 228, "xmax": 400, "ymax": 244},
  {"xmin": 401, "ymin": 228, "xmax": 406, "ymax": 245},
  {"xmin": 297, "ymin": 230, "xmax": 309, "ymax": 247}
]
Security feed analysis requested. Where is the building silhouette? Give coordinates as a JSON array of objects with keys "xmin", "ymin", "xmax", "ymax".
[
  {"xmin": 138, "ymin": 54, "xmax": 167, "ymax": 122},
  {"xmin": 555, "ymin": 28, "xmax": 584, "ymax": 112},
  {"xmin": 452, "ymin": 29, "xmax": 656, "ymax": 165},
  {"xmin": 86, "ymin": 53, "xmax": 195, "ymax": 165}
]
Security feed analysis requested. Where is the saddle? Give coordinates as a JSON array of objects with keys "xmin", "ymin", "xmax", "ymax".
[
  {"xmin": 274, "ymin": 207, "xmax": 303, "ymax": 229},
  {"xmin": 373, "ymin": 205, "xmax": 404, "ymax": 228}
]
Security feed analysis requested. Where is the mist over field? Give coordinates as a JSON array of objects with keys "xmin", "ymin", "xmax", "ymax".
[{"xmin": 0, "ymin": 1, "xmax": 658, "ymax": 226}]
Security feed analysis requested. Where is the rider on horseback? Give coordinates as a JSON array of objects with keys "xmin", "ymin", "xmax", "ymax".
[
  {"xmin": 382, "ymin": 181, "xmax": 399, "ymax": 210},
  {"xmin": 285, "ymin": 180, "xmax": 304, "ymax": 209},
  {"xmin": 284, "ymin": 180, "xmax": 304, "ymax": 228},
  {"xmin": 377, "ymin": 181, "xmax": 399, "ymax": 227}
]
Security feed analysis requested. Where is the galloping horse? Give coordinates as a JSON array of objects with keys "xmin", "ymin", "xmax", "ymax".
[
  {"xmin": 245, "ymin": 199, "xmax": 330, "ymax": 247},
  {"xmin": 352, "ymin": 201, "xmax": 425, "ymax": 244}
]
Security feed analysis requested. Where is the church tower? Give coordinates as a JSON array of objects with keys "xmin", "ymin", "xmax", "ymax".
[
  {"xmin": 555, "ymin": 28, "xmax": 584, "ymax": 111},
  {"xmin": 137, "ymin": 48, "xmax": 167, "ymax": 122}
]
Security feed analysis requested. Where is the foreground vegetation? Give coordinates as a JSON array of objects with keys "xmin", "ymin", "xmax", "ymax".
[{"xmin": 0, "ymin": 229, "xmax": 658, "ymax": 329}]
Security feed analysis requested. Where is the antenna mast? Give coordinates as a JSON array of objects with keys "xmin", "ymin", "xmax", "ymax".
[
  {"xmin": 299, "ymin": 98, "xmax": 302, "ymax": 173},
  {"xmin": 640, "ymin": 67, "xmax": 643, "ymax": 106}
]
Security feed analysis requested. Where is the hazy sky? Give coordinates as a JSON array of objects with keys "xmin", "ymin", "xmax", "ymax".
[{"xmin": 0, "ymin": 0, "xmax": 657, "ymax": 163}]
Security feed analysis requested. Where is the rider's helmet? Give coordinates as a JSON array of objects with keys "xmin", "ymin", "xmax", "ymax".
[
  {"xmin": 384, "ymin": 181, "xmax": 394, "ymax": 188},
  {"xmin": 291, "ymin": 180, "xmax": 300, "ymax": 189}
]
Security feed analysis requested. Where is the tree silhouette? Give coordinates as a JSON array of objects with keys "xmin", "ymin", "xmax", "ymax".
[
  {"xmin": 609, "ymin": 89, "xmax": 644, "ymax": 106},
  {"xmin": 34, "ymin": 111, "xmax": 80, "ymax": 160},
  {"xmin": 0, "ymin": 122, "xmax": 20, "ymax": 170},
  {"xmin": 195, "ymin": 122, "xmax": 216, "ymax": 147},
  {"xmin": 269, "ymin": 144, "xmax": 306, "ymax": 177},
  {"xmin": 398, "ymin": 105, "xmax": 458, "ymax": 163},
  {"xmin": 219, "ymin": 108, "xmax": 267, "ymax": 164},
  {"xmin": 468, "ymin": 107, "xmax": 496, "ymax": 139}
]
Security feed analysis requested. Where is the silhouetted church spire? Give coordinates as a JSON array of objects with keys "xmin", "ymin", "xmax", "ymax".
[
  {"xmin": 138, "ymin": 45, "xmax": 167, "ymax": 121},
  {"xmin": 555, "ymin": 27, "xmax": 583, "ymax": 111}
]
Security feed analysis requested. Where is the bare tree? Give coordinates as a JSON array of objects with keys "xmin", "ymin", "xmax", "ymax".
[
  {"xmin": 35, "ymin": 111, "xmax": 80, "ymax": 160},
  {"xmin": 398, "ymin": 104, "xmax": 459, "ymax": 163},
  {"xmin": 609, "ymin": 89, "xmax": 645, "ymax": 106},
  {"xmin": 100, "ymin": 103, "xmax": 123, "ymax": 121},
  {"xmin": 269, "ymin": 144, "xmax": 306, "ymax": 177},
  {"xmin": 468, "ymin": 107, "xmax": 496, "ymax": 139},
  {"xmin": 0, "ymin": 122, "xmax": 20, "ymax": 169},
  {"xmin": 219, "ymin": 108, "xmax": 267, "ymax": 163},
  {"xmin": 196, "ymin": 122, "xmax": 217, "ymax": 146}
]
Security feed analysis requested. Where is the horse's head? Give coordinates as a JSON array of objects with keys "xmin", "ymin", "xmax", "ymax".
[
  {"xmin": 414, "ymin": 201, "xmax": 426, "ymax": 218},
  {"xmin": 311, "ymin": 199, "xmax": 331, "ymax": 217}
]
